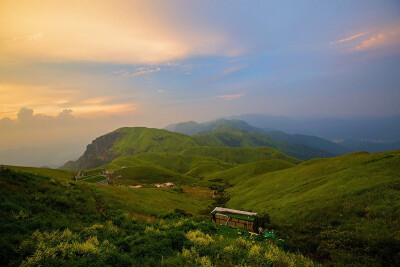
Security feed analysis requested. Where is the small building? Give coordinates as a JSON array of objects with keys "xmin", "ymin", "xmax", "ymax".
[
  {"xmin": 211, "ymin": 207, "xmax": 258, "ymax": 232},
  {"xmin": 155, "ymin": 182, "xmax": 175, "ymax": 188}
]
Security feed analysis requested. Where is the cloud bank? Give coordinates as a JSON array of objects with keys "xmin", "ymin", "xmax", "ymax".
[
  {"xmin": 0, "ymin": 0, "xmax": 242, "ymax": 64},
  {"xmin": 0, "ymin": 108, "xmax": 124, "ymax": 150}
]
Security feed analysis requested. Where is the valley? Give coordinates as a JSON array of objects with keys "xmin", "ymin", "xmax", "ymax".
[{"xmin": 1, "ymin": 122, "xmax": 399, "ymax": 266}]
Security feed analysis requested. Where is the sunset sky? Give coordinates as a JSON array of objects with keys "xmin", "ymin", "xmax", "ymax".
[{"xmin": 1, "ymin": 0, "xmax": 400, "ymax": 151}]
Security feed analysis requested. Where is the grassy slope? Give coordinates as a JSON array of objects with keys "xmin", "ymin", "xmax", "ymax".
[
  {"xmin": 227, "ymin": 150, "xmax": 400, "ymax": 264},
  {"xmin": 107, "ymin": 152, "xmax": 231, "ymax": 174},
  {"xmin": 63, "ymin": 124, "xmax": 331, "ymax": 172},
  {"xmin": 6, "ymin": 165, "xmax": 75, "ymax": 180},
  {"xmin": 113, "ymin": 165, "xmax": 200, "ymax": 186},
  {"xmin": 228, "ymin": 150, "xmax": 400, "ymax": 223},
  {"xmin": 181, "ymin": 146, "xmax": 301, "ymax": 165},
  {"xmin": 111, "ymin": 127, "xmax": 198, "ymax": 155},
  {"xmin": 205, "ymin": 159, "xmax": 295, "ymax": 185},
  {"xmin": 0, "ymin": 169, "xmax": 315, "ymax": 266},
  {"xmin": 81, "ymin": 148, "xmax": 298, "ymax": 186},
  {"xmin": 192, "ymin": 125, "xmax": 333, "ymax": 160},
  {"xmin": 61, "ymin": 127, "xmax": 199, "ymax": 170}
]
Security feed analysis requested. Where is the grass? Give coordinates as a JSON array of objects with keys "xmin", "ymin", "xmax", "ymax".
[
  {"xmin": 205, "ymin": 159, "xmax": 295, "ymax": 185},
  {"xmin": 3, "ymin": 141, "xmax": 400, "ymax": 265},
  {"xmin": 226, "ymin": 149, "xmax": 400, "ymax": 265},
  {"xmin": 192, "ymin": 125, "xmax": 333, "ymax": 160},
  {"xmin": 181, "ymin": 146, "xmax": 300, "ymax": 165},
  {"xmin": 111, "ymin": 127, "xmax": 198, "ymax": 156},
  {"xmin": 0, "ymin": 168, "xmax": 316, "ymax": 266},
  {"xmin": 61, "ymin": 126, "xmax": 304, "ymax": 171},
  {"xmin": 6, "ymin": 165, "xmax": 75, "ymax": 180}
]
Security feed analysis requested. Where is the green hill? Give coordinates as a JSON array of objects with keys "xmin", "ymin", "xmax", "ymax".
[
  {"xmin": 226, "ymin": 150, "xmax": 400, "ymax": 265},
  {"xmin": 0, "ymin": 167, "xmax": 315, "ymax": 266},
  {"xmin": 101, "ymin": 164, "xmax": 200, "ymax": 186},
  {"xmin": 61, "ymin": 123, "xmax": 338, "ymax": 171},
  {"xmin": 206, "ymin": 159, "xmax": 295, "ymax": 185},
  {"xmin": 2, "ymin": 148, "xmax": 400, "ymax": 265},
  {"xmin": 192, "ymin": 125, "xmax": 333, "ymax": 160},
  {"xmin": 61, "ymin": 127, "xmax": 198, "ymax": 170},
  {"xmin": 166, "ymin": 118, "xmax": 350, "ymax": 157},
  {"xmin": 263, "ymin": 130, "xmax": 352, "ymax": 155},
  {"xmin": 165, "ymin": 118, "xmax": 262, "ymax": 135},
  {"xmin": 181, "ymin": 146, "xmax": 301, "ymax": 165}
]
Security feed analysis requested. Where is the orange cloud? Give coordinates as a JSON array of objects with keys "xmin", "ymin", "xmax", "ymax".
[
  {"xmin": 216, "ymin": 93, "xmax": 245, "ymax": 100},
  {"xmin": 0, "ymin": 0, "xmax": 240, "ymax": 64},
  {"xmin": 330, "ymin": 32, "xmax": 368, "ymax": 44},
  {"xmin": 354, "ymin": 34, "xmax": 387, "ymax": 51},
  {"xmin": 0, "ymin": 83, "xmax": 136, "ymax": 119},
  {"xmin": 331, "ymin": 24, "xmax": 400, "ymax": 53}
]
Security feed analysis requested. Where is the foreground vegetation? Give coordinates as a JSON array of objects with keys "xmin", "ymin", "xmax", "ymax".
[
  {"xmin": 3, "ymin": 145, "xmax": 400, "ymax": 265},
  {"xmin": 0, "ymin": 168, "xmax": 315, "ymax": 266}
]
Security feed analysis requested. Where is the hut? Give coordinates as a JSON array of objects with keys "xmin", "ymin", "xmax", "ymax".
[
  {"xmin": 155, "ymin": 182, "xmax": 175, "ymax": 188},
  {"xmin": 211, "ymin": 207, "xmax": 258, "ymax": 232}
]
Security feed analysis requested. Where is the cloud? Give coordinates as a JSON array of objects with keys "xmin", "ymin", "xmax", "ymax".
[
  {"xmin": 353, "ymin": 34, "xmax": 387, "ymax": 51},
  {"xmin": 331, "ymin": 24, "xmax": 400, "ymax": 53},
  {"xmin": 157, "ymin": 89, "xmax": 165, "ymax": 93},
  {"xmin": 216, "ymin": 93, "xmax": 244, "ymax": 100},
  {"xmin": 330, "ymin": 32, "xmax": 368, "ymax": 44},
  {"xmin": 0, "ymin": 0, "xmax": 242, "ymax": 64},
  {"xmin": 221, "ymin": 64, "xmax": 247, "ymax": 76},
  {"xmin": 113, "ymin": 66, "xmax": 161, "ymax": 77},
  {"xmin": 0, "ymin": 83, "xmax": 137, "ymax": 119}
]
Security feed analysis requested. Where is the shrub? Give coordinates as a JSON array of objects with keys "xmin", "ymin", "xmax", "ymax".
[{"xmin": 186, "ymin": 230, "xmax": 214, "ymax": 246}]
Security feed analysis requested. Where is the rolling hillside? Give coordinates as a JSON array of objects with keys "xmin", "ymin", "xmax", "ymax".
[
  {"xmin": 227, "ymin": 149, "xmax": 400, "ymax": 265},
  {"xmin": 263, "ymin": 130, "xmax": 352, "ymax": 155},
  {"xmin": 192, "ymin": 125, "xmax": 333, "ymax": 160},
  {"xmin": 181, "ymin": 146, "xmax": 300, "ymax": 165},
  {"xmin": 0, "ymin": 167, "xmax": 315, "ymax": 266},
  {"xmin": 166, "ymin": 118, "xmax": 351, "ymax": 157},
  {"xmin": 3, "ymin": 147, "xmax": 400, "ymax": 265},
  {"xmin": 62, "ymin": 127, "xmax": 198, "ymax": 170},
  {"xmin": 82, "ymin": 147, "xmax": 298, "ymax": 186},
  {"xmin": 165, "ymin": 118, "xmax": 265, "ymax": 135},
  {"xmin": 205, "ymin": 159, "xmax": 295, "ymax": 185}
]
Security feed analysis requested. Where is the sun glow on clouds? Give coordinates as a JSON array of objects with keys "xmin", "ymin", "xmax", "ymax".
[
  {"xmin": 330, "ymin": 32, "xmax": 369, "ymax": 44},
  {"xmin": 0, "ymin": 0, "xmax": 240, "ymax": 64},
  {"xmin": 330, "ymin": 24, "xmax": 400, "ymax": 53},
  {"xmin": 0, "ymin": 83, "xmax": 136, "ymax": 119}
]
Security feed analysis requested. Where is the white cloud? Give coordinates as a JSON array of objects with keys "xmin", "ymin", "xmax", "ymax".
[
  {"xmin": 216, "ymin": 93, "xmax": 244, "ymax": 100},
  {"xmin": 113, "ymin": 66, "xmax": 161, "ymax": 77}
]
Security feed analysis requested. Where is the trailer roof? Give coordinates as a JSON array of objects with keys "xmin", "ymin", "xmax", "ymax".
[{"xmin": 211, "ymin": 207, "xmax": 257, "ymax": 217}]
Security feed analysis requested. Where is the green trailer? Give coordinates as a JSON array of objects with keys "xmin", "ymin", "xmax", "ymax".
[{"xmin": 211, "ymin": 207, "xmax": 259, "ymax": 232}]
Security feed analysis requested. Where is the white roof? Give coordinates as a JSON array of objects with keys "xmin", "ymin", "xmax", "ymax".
[{"xmin": 212, "ymin": 207, "xmax": 257, "ymax": 216}]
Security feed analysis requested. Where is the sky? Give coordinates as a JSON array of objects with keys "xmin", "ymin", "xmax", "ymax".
[{"xmin": 1, "ymin": 0, "xmax": 400, "ymax": 152}]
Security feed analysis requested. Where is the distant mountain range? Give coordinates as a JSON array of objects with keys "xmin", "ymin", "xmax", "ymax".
[
  {"xmin": 65, "ymin": 119, "xmax": 342, "ymax": 170},
  {"xmin": 167, "ymin": 116, "xmax": 400, "ymax": 153},
  {"xmin": 166, "ymin": 119, "xmax": 351, "ymax": 156},
  {"xmin": 227, "ymin": 113, "xmax": 400, "ymax": 142}
]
